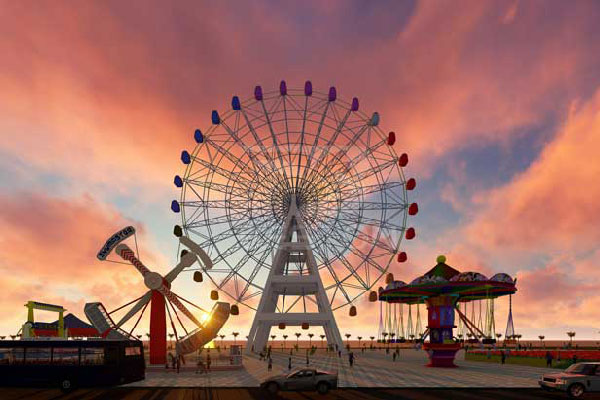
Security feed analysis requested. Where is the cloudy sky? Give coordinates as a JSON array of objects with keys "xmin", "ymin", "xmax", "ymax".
[{"xmin": 1, "ymin": 0, "xmax": 599, "ymax": 341}]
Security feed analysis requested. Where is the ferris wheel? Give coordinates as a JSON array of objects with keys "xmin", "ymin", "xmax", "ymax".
[{"xmin": 171, "ymin": 81, "xmax": 418, "ymax": 314}]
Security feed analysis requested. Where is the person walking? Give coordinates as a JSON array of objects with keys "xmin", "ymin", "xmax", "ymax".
[
  {"xmin": 500, "ymin": 350, "xmax": 506, "ymax": 365},
  {"xmin": 349, "ymin": 351, "xmax": 355, "ymax": 367},
  {"xmin": 572, "ymin": 354, "xmax": 578, "ymax": 365},
  {"xmin": 268, "ymin": 357, "xmax": 272, "ymax": 372},
  {"xmin": 338, "ymin": 350, "xmax": 342, "ymax": 358},
  {"xmin": 196, "ymin": 358, "xmax": 206, "ymax": 374},
  {"xmin": 206, "ymin": 353, "xmax": 212, "ymax": 373},
  {"xmin": 393, "ymin": 352, "xmax": 397, "ymax": 362},
  {"xmin": 288, "ymin": 357, "xmax": 292, "ymax": 371},
  {"xmin": 545, "ymin": 351, "xmax": 553, "ymax": 367}
]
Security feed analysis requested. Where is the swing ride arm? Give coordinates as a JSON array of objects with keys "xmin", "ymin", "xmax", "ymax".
[{"xmin": 455, "ymin": 305, "xmax": 486, "ymax": 340}]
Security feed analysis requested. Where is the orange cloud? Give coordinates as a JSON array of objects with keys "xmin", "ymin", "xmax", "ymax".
[
  {"xmin": 0, "ymin": 192, "xmax": 167, "ymax": 334},
  {"xmin": 465, "ymin": 89, "xmax": 600, "ymax": 251}
]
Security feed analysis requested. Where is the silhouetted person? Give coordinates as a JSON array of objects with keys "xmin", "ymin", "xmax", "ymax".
[
  {"xmin": 501, "ymin": 351, "xmax": 506, "ymax": 364},
  {"xmin": 288, "ymin": 357, "xmax": 292, "ymax": 371},
  {"xmin": 206, "ymin": 354, "xmax": 211, "ymax": 372},
  {"xmin": 268, "ymin": 357, "xmax": 272, "ymax": 371},
  {"xmin": 545, "ymin": 351, "xmax": 553, "ymax": 367},
  {"xmin": 306, "ymin": 354, "xmax": 309, "ymax": 366},
  {"xmin": 338, "ymin": 350, "xmax": 342, "ymax": 358},
  {"xmin": 349, "ymin": 351, "xmax": 354, "ymax": 367},
  {"xmin": 572, "ymin": 354, "xmax": 578, "ymax": 365},
  {"xmin": 393, "ymin": 352, "xmax": 397, "ymax": 362}
]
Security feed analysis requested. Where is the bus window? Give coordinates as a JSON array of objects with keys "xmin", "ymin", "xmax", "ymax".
[
  {"xmin": 0, "ymin": 348, "xmax": 25, "ymax": 365},
  {"xmin": 25, "ymin": 348, "xmax": 51, "ymax": 364},
  {"xmin": 8, "ymin": 348, "xmax": 25, "ymax": 365},
  {"xmin": 53, "ymin": 348, "xmax": 79, "ymax": 365},
  {"xmin": 125, "ymin": 346, "xmax": 141, "ymax": 357},
  {"xmin": 81, "ymin": 347, "xmax": 104, "ymax": 365}
]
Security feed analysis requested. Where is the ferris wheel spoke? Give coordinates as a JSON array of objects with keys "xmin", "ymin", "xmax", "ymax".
[
  {"xmin": 302, "ymin": 122, "xmax": 371, "ymax": 189},
  {"xmin": 186, "ymin": 155, "xmax": 255, "ymax": 193},
  {"xmin": 311, "ymin": 246, "xmax": 353, "ymax": 305},
  {"xmin": 258, "ymin": 97, "xmax": 293, "ymax": 192},
  {"xmin": 212, "ymin": 121, "xmax": 274, "ymax": 185},
  {"xmin": 301, "ymin": 108, "xmax": 353, "ymax": 188},
  {"xmin": 302, "ymin": 218, "xmax": 368, "ymax": 289},
  {"xmin": 238, "ymin": 105, "xmax": 290, "ymax": 191},
  {"xmin": 298, "ymin": 102, "xmax": 331, "ymax": 191},
  {"xmin": 203, "ymin": 137, "xmax": 264, "ymax": 184},
  {"xmin": 332, "ymin": 215, "xmax": 396, "ymax": 255},
  {"xmin": 221, "ymin": 227, "xmax": 280, "ymax": 303}
]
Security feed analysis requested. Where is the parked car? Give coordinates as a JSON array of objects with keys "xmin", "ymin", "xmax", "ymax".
[
  {"xmin": 260, "ymin": 368, "xmax": 338, "ymax": 394},
  {"xmin": 539, "ymin": 362, "xmax": 600, "ymax": 398}
]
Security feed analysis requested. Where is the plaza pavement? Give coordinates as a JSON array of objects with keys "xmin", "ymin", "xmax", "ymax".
[{"xmin": 124, "ymin": 348, "xmax": 554, "ymax": 388}]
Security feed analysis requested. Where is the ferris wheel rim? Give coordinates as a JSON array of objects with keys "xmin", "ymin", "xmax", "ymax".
[{"xmin": 176, "ymin": 83, "xmax": 412, "ymax": 310}]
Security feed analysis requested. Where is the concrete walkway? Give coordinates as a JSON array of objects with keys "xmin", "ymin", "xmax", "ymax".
[{"xmin": 124, "ymin": 349, "xmax": 553, "ymax": 387}]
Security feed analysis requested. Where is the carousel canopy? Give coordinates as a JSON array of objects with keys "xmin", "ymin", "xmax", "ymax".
[{"xmin": 379, "ymin": 255, "xmax": 516, "ymax": 304}]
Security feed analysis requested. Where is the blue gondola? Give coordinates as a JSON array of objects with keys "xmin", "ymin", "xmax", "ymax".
[
  {"xmin": 171, "ymin": 200, "xmax": 180, "ymax": 213},
  {"xmin": 304, "ymin": 81, "xmax": 312, "ymax": 96},
  {"xmin": 232, "ymin": 96, "xmax": 241, "ymax": 110},
  {"xmin": 211, "ymin": 110, "xmax": 220, "ymax": 125},
  {"xmin": 369, "ymin": 112, "xmax": 380, "ymax": 126},
  {"xmin": 174, "ymin": 175, "xmax": 183, "ymax": 188},
  {"xmin": 194, "ymin": 129, "xmax": 204, "ymax": 143},
  {"xmin": 181, "ymin": 150, "xmax": 191, "ymax": 164}
]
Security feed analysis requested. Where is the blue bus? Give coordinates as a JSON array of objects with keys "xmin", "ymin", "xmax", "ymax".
[{"xmin": 0, "ymin": 339, "xmax": 144, "ymax": 391}]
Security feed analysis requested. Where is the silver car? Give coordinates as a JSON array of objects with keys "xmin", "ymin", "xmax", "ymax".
[
  {"xmin": 260, "ymin": 368, "xmax": 338, "ymax": 395},
  {"xmin": 539, "ymin": 362, "xmax": 600, "ymax": 398}
]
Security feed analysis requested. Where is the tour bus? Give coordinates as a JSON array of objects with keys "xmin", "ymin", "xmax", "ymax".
[{"xmin": 0, "ymin": 339, "xmax": 145, "ymax": 391}]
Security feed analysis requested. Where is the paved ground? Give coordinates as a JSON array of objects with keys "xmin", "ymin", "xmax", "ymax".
[
  {"xmin": 3, "ymin": 387, "xmax": 600, "ymax": 400},
  {"xmin": 124, "ymin": 349, "xmax": 555, "ymax": 388}
]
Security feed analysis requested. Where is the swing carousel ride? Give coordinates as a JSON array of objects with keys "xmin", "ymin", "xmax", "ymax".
[{"xmin": 378, "ymin": 255, "xmax": 517, "ymax": 367}]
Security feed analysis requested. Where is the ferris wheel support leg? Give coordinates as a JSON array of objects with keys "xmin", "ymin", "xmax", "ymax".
[{"xmin": 149, "ymin": 290, "xmax": 167, "ymax": 365}]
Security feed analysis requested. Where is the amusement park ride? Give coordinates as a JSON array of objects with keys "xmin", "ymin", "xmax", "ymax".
[
  {"xmin": 15, "ymin": 81, "xmax": 518, "ymax": 371},
  {"xmin": 170, "ymin": 81, "xmax": 418, "ymax": 354},
  {"xmin": 378, "ymin": 255, "xmax": 517, "ymax": 367},
  {"xmin": 85, "ymin": 226, "xmax": 231, "ymax": 365}
]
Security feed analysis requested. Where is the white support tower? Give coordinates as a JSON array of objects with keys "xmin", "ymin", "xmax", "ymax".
[{"xmin": 246, "ymin": 195, "xmax": 344, "ymax": 354}]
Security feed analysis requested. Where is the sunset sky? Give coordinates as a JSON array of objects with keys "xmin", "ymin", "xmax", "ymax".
[{"xmin": 1, "ymin": 0, "xmax": 600, "ymax": 342}]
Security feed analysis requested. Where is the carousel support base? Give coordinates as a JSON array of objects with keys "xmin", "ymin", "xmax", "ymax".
[
  {"xmin": 426, "ymin": 355, "xmax": 458, "ymax": 368},
  {"xmin": 423, "ymin": 344, "xmax": 460, "ymax": 368}
]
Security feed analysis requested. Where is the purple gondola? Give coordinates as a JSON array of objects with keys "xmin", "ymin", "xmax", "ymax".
[
  {"xmin": 328, "ymin": 86, "xmax": 336, "ymax": 102},
  {"xmin": 280, "ymin": 80, "xmax": 287, "ymax": 95},
  {"xmin": 254, "ymin": 85, "xmax": 263, "ymax": 101},
  {"xmin": 304, "ymin": 81, "xmax": 312, "ymax": 96}
]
